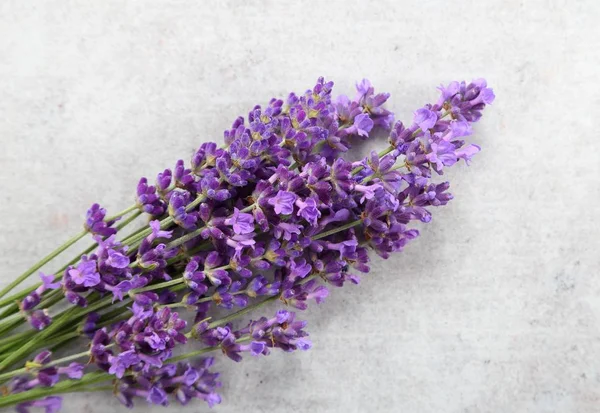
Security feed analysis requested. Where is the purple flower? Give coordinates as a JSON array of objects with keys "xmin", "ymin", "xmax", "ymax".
[
  {"xmin": 183, "ymin": 258, "xmax": 208, "ymax": 294},
  {"xmin": 436, "ymin": 79, "xmax": 494, "ymax": 122},
  {"xmin": 57, "ymin": 363, "xmax": 85, "ymax": 379},
  {"xmin": 295, "ymin": 197, "xmax": 321, "ymax": 226},
  {"xmin": 199, "ymin": 173, "xmax": 230, "ymax": 201},
  {"xmin": 174, "ymin": 159, "xmax": 195, "ymax": 190},
  {"xmin": 426, "ymin": 138, "xmax": 458, "ymax": 171},
  {"xmin": 282, "ymin": 280, "xmax": 329, "ymax": 310},
  {"xmin": 106, "ymin": 249, "xmax": 130, "ymax": 269},
  {"xmin": 449, "ymin": 120, "xmax": 472, "ymax": 138},
  {"xmin": 353, "ymin": 183, "xmax": 381, "ymax": 203},
  {"xmin": 225, "ymin": 234, "xmax": 256, "ymax": 260},
  {"xmin": 33, "ymin": 350, "xmax": 52, "ymax": 365},
  {"xmin": 82, "ymin": 312, "xmax": 100, "ymax": 337},
  {"xmin": 19, "ymin": 293, "xmax": 40, "ymax": 311},
  {"xmin": 20, "ymin": 272, "xmax": 61, "ymax": 311},
  {"xmin": 156, "ymin": 169, "xmax": 172, "ymax": 196},
  {"xmin": 100, "ymin": 307, "xmax": 187, "ymax": 379},
  {"xmin": 274, "ymin": 222, "xmax": 302, "ymax": 241},
  {"xmin": 268, "ymin": 190, "xmax": 297, "ymax": 215},
  {"xmin": 149, "ymin": 220, "xmax": 173, "ymax": 241},
  {"xmin": 67, "ymin": 258, "xmax": 100, "ymax": 287},
  {"xmin": 109, "ymin": 350, "xmax": 141, "ymax": 378},
  {"xmin": 28, "ymin": 309, "xmax": 52, "ymax": 330},
  {"xmin": 287, "ymin": 258, "xmax": 312, "ymax": 283},
  {"xmin": 84, "ymin": 203, "xmax": 117, "ymax": 237},
  {"xmin": 168, "ymin": 191, "xmax": 198, "ymax": 230},
  {"xmin": 224, "ymin": 208, "xmax": 255, "ymax": 235},
  {"xmin": 354, "ymin": 78, "xmax": 372, "ymax": 102},
  {"xmin": 147, "ymin": 386, "xmax": 168, "ymax": 405},
  {"xmin": 248, "ymin": 310, "xmax": 312, "ymax": 352},
  {"xmin": 16, "ymin": 396, "xmax": 62, "ymax": 413},
  {"xmin": 114, "ymin": 359, "xmax": 222, "ymax": 408},
  {"xmin": 136, "ymin": 177, "xmax": 165, "ymax": 216},
  {"xmin": 351, "ymin": 113, "xmax": 374, "ymax": 137},
  {"xmin": 205, "ymin": 268, "xmax": 231, "ymax": 287},
  {"xmin": 64, "ymin": 290, "xmax": 87, "ymax": 307},
  {"xmin": 456, "ymin": 144, "xmax": 481, "ymax": 165},
  {"xmin": 414, "ymin": 108, "xmax": 437, "ymax": 131},
  {"xmin": 39, "ymin": 273, "xmax": 60, "ymax": 291}
]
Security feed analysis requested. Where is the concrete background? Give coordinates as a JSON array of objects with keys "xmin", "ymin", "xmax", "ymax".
[{"xmin": 1, "ymin": 1, "xmax": 599, "ymax": 412}]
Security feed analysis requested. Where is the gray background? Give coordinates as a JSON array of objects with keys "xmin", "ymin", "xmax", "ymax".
[{"xmin": 1, "ymin": 1, "xmax": 599, "ymax": 412}]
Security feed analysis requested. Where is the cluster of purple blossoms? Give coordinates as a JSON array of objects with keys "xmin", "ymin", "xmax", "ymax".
[
  {"xmin": 84, "ymin": 203, "xmax": 118, "ymax": 237},
  {"xmin": 194, "ymin": 309, "xmax": 311, "ymax": 362},
  {"xmin": 90, "ymin": 305, "xmax": 187, "ymax": 377},
  {"xmin": 6, "ymin": 351, "xmax": 84, "ymax": 412},
  {"xmin": 115, "ymin": 358, "xmax": 221, "ymax": 408},
  {"xmin": 19, "ymin": 273, "xmax": 60, "ymax": 330},
  {"xmin": 7, "ymin": 77, "xmax": 493, "ymax": 411}
]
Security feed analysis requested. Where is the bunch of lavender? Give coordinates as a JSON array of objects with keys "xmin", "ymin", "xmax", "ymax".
[{"xmin": 0, "ymin": 77, "xmax": 493, "ymax": 412}]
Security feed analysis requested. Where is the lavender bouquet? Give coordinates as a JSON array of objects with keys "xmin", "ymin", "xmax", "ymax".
[{"xmin": 0, "ymin": 77, "xmax": 493, "ymax": 412}]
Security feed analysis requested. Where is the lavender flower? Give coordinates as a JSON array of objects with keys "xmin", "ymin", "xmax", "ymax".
[
  {"xmin": 92, "ymin": 306, "xmax": 187, "ymax": 380},
  {"xmin": 114, "ymin": 358, "xmax": 221, "ymax": 408},
  {"xmin": 19, "ymin": 273, "xmax": 60, "ymax": 311},
  {"xmin": 6, "ymin": 350, "xmax": 84, "ymax": 413},
  {"xmin": 224, "ymin": 208, "xmax": 255, "ymax": 235},
  {"xmin": 16, "ymin": 397, "xmax": 62, "ymax": 413},
  {"xmin": 268, "ymin": 190, "xmax": 297, "ymax": 215},
  {"xmin": 136, "ymin": 177, "xmax": 166, "ymax": 216},
  {"xmin": 168, "ymin": 191, "xmax": 198, "ymax": 230},
  {"xmin": 67, "ymin": 257, "xmax": 100, "ymax": 287},
  {"xmin": 84, "ymin": 203, "xmax": 117, "ymax": 237}
]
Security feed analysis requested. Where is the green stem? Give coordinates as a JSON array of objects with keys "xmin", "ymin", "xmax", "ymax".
[
  {"xmin": 0, "ymin": 348, "xmax": 93, "ymax": 382},
  {"xmin": 47, "ymin": 331, "xmax": 80, "ymax": 351},
  {"xmin": 0, "ymin": 214, "xmax": 144, "ymax": 336},
  {"xmin": 312, "ymin": 219, "xmax": 363, "ymax": 240},
  {"xmin": 0, "ymin": 371, "xmax": 112, "ymax": 408},
  {"xmin": 351, "ymin": 145, "xmax": 395, "ymax": 175},
  {"xmin": 116, "ymin": 210, "xmax": 143, "ymax": 233},
  {"xmin": 165, "ymin": 225, "xmax": 203, "ymax": 249},
  {"xmin": 0, "ymin": 288, "xmax": 80, "ymax": 341},
  {"xmin": 0, "ymin": 229, "xmax": 88, "ymax": 301},
  {"xmin": 167, "ymin": 345, "xmax": 219, "ymax": 363},
  {"xmin": 167, "ymin": 202, "xmax": 256, "ymax": 249},
  {"xmin": 0, "ymin": 289, "xmax": 63, "ymax": 334},
  {"xmin": 0, "ymin": 213, "xmax": 142, "ymax": 313},
  {"xmin": 165, "ymin": 241, "xmax": 213, "ymax": 266},
  {"xmin": 0, "ymin": 305, "xmax": 76, "ymax": 371},
  {"xmin": 96, "ymin": 312, "xmax": 131, "ymax": 329},
  {"xmin": 0, "ymin": 318, "xmax": 23, "ymax": 336},
  {"xmin": 0, "ymin": 330, "xmax": 33, "ymax": 348},
  {"xmin": 123, "ymin": 216, "xmax": 174, "ymax": 247},
  {"xmin": 208, "ymin": 295, "xmax": 278, "ymax": 329},
  {"xmin": 105, "ymin": 204, "xmax": 139, "ymax": 223},
  {"xmin": 122, "ymin": 192, "xmax": 207, "ymax": 249},
  {"xmin": 73, "ymin": 385, "xmax": 114, "ymax": 393},
  {"xmin": 0, "ymin": 294, "xmax": 113, "ymax": 371},
  {"xmin": 129, "ymin": 277, "xmax": 183, "ymax": 295}
]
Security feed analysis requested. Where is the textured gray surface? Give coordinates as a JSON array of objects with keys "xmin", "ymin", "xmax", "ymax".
[{"xmin": 1, "ymin": 1, "xmax": 599, "ymax": 412}]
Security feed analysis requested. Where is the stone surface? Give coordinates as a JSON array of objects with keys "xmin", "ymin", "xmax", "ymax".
[{"xmin": 1, "ymin": 1, "xmax": 599, "ymax": 412}]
